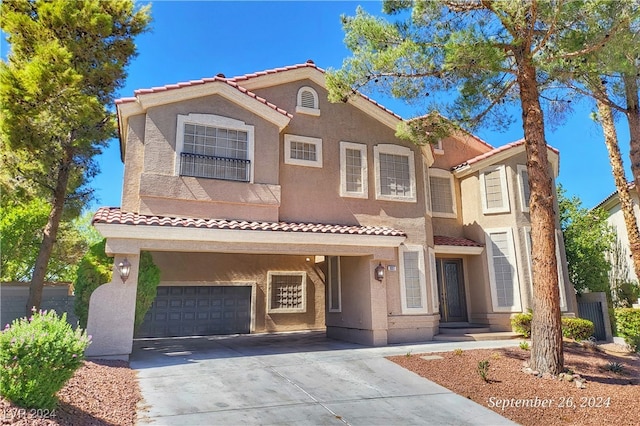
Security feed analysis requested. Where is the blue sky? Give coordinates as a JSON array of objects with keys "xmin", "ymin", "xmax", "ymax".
[{"xmin": 2, "ymin": 1, "xmax": 632, "ymax": 209}]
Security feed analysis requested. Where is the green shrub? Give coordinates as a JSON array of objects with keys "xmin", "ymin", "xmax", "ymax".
[
  {"xmin": 614, "ymin": 308, "xmax": 640, "ymax": 351},
  {"xmin": 74, "ymin": 239, "xmax": 161, "ymax": 331},
  {"xmin": 512, "ymin": 313, "xmax": 595, "ymax": 341},
  {"xmin": 511, "ymin": 312, "xmax": 532, "ymax": 338},
  {"xmin": 74, "ymin": 239, "xmax": 113, "ymax": 329},
  {"xmin": 0, "ymin": 309, "xmax": 91, "ymax": 409},
  {"xmin": 561, "ymin": 317, "xmax": 595, "ymax": 341}
]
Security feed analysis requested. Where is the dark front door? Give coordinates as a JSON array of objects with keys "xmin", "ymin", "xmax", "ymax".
[{"xmin": 436, "ymin": 259, "xmax": 468, "ymax": 322}]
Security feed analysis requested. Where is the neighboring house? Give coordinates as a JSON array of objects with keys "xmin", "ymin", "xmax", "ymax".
[
  {"xmin": 595, "ymin": 183, "xmax": 640, "ymax": 283},
  {"xmin": 86, "ymin": 61, "xmax": 577, "ymax": 359}
]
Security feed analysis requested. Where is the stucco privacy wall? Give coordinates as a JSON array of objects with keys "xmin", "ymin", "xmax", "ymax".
[
  {"xmin": 1, "ymin": 284, "xmax": 77, "ymax": 328},
  {"xmin": 150, "ymin": 252, "xmax": 325, "ymax": 332},
  {"xmin": 86, "ymin": 254, "xmax": 139, "ymax": 360},
  {"xmin": 125, "ymin": 94, "xmax": 282, "ymax": 222}
]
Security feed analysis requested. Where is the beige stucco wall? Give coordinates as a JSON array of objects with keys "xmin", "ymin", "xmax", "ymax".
[
  {"xmin": 606, "ymin": 192, "xmax": 640, "ymax": 282},
  {"xmin": 150, "ymin": 252, "xmax": 325, "ymax": 333},
  {"xmin": 121, "ymin": 94, "xmax": 282, "ymax": 221}
]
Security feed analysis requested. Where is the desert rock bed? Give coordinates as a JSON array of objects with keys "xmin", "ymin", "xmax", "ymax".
[
  {"xmin": 1, "ymin": 360, "xmax": 140, "ymax": 426},
  {"xmin": 389, "ymin": 342, "xmax": 640, "ymax": 426}
]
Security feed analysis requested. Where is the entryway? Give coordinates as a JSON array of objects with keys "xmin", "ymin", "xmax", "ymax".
[{"xmin": 435, "ymin": 258, "xmax": 468, "ymax": 323}]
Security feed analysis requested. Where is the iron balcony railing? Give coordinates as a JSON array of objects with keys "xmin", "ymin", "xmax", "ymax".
[{"xmin": 180, "ymin": 152, "xmax": 250, "ymax": 182}]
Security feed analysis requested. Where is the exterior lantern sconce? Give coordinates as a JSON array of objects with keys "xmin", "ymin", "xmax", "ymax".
[
  {"xmin": 374, "ymin": 263, "xmax": 385, "ymax": 281},
  {"xmin": 118, "ymin": 258, "xmax": 131, "ymax": 283}
]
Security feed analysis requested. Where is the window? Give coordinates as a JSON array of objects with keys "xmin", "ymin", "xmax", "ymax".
[
  {"xmin": 429, "ymin": 169, "xmax": 456, "ymax": 218},
  {"xmin": 284, "ymin": 135, "xmax": 323, "ymax": 168},
  {"xmin": 480, "ymin": 165, "xmax": 510, "ymax": 214},
  {"xmin": 327, "ymin": 256, "xmax": 341, "ymax": 312},
  {"xmin": 340, "ymin": 142, "xmax": 368, "ymax": 198},
  {"xmin": 517, "ymin": 165, "xmax": 530, "ymax": 212},
  {"xmin": 486, "ymin": 228, "xmax": 522, "ymax": 312},
  {"xmin": 523, "ymin": 228, "xmax": 567, "ymax": 311},
  {"xmin": 175, "ymin": 114, "xmax": 254, "ymax": 183},
  {"xmin": 400, "ymin": 245, "xmax": 428, "ymax": 314},
  {"xmin": 424, "ymin": 163, "xmax": 432, "ymax": 215},
  {"xmin": 296, "ymin": 86, "xmax": 320, "ymax": 116},
  {"xmin": 268, "ymin": 272, "xmax": 306, "ymax": 313},
  {"xmin": 434, "ymin": 140, "xmax": 444, "ymax": 155},
  {"xmin": 374, "ymin": 144, "xmax": 416, "ymax": 202},
  {"xmin": 428, "ymin": 247, "xmax": 439, "ymax": 312}
]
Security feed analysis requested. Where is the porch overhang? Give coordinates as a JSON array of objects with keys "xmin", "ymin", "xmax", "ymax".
[
  {"xmin": 434, "ymin": 235, "xmax": 484, "ymax": 255},
  {"xmin": 92, "ymin": 208, "xmax": 407, "ymax": 257}
]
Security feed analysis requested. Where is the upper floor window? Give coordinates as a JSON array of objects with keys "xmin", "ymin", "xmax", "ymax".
[
  {"xmin": 429, "ymin": 168, "xmax": 456, "ymax": 218},
  {"xmin": 434, "ymin": 139, "xmax": 444, "ymax": 155},
  {"xmin": 517, "ymin": 165, "xmax": 530, "ymax": 212},
  {"xmin": 296, "ymin": 86, "xmax": 320, "ymax": 116},
  {"xmin": 374, "ymin": 144, "xmax": 416, "ymax": 202},
  {"xmin": 175, "ymin": 114, "xmax": 254, "ymax": 183},
  {"xmin": 340, "ymin": 141, "xmax": 368, "ymax": 198},
  {"xmin": 284, "ymin": 134, "xmax": 323, "ymax": 168},
  {"xmin": 480, "ymin": 164, "xmax": 510, "ymax": 214}
]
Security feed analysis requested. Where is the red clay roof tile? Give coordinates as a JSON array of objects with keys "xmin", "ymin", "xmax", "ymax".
[
  {"xmin": 92, "ymin": 207, "xmax": 407, "ymax": 237},
  {"xmin": 434, "ymin": 235, "xmax": 484, "ymax": 247}
]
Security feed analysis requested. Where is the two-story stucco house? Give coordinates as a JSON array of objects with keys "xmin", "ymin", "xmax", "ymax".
[{"xmin": 86, "ymin": 61, "xmax": 577, "ymax": 359}]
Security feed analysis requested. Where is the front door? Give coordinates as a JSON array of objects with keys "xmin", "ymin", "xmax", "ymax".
[{"xmin": 436, "ymin": 258, "xmax": 468, "ymax": 322}]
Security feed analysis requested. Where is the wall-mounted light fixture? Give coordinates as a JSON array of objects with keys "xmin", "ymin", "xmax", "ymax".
[
  {"xmin": 374, "ymin": 263, "xmax": 385, "ymax": 281},
  {"xmin": 118, "ymin": 258, "xmax": 131, "ymax": 283}
]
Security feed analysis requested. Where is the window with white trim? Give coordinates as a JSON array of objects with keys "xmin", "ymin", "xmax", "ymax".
[
  {"xmin": 284, "ymin": 134, "xmax": 322, "ymax": 168},
  {"xmin": 424, "ymin": 163, "xmax": 432, "ymax": 215},
  {"xmin": 517, "ymin": 165, "xmax": 530, "ymax": 212},
  {"xmin": 480, "ymin": 164, "xmax": 510, "ymax": 214},
  {"xmin": 429, "ymin": 168, "xmax": 456, "ymax": 218},
  {"xmin": 340, "ymin": 142, "xmax": 368, "ymax": 198},
  {"xmin": 175, "ymin": 114, "xmax": 254, "ymax": 183},
  {"xmin": 434, "ymin": 140, "xmax": 444, "ymax": 155},
  {"xmin": 374, "ymin": 144, "xmax": 416, "ymax": 202},
  {"xmin": 268, "ymin": 271, "xmax": 306, "ymax": 313},
  {"xmin": 400, "ymin": 245, "xmax": 428, "ymax": 314},
  {"xmin": 327, "ymin": 256, "xmax": 341, "ymax": 312},
  {"xmin": 428, "ymin": 247, "xmax": 439, "ymax": 312},
  {"xmin": 296, "ymin": 86, "xmax": 320, "ymax": 116},
  {"xmin": 523, "ymin": 228, "xmax": 567, "ymax": 311},
  {"xmin": 486, "ymin": 228, "xmax": 522, "ymax": 312}
]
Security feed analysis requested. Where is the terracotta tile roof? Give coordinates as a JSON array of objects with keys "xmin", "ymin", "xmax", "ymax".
[
  {"xmin": 593, "ymin": 181, "xmax": 636, "ymax": 210},
  {"xmin": 114, "ymin": 76, "xmax": 292, "ymax": 119},
  {"xmin": 434, "ymin": 235, "xmax": 484, "ymax": 247},
  {"xmin": 92, "ymin": 207, "xmax": 407, "ymax": 237},
  {"xmin": 115, "ymin": 60, "xmax": 401, "ymax": 122},
  {"xmin": 452, "ymin": 139, "xmax": 559, "ymax": 171}
]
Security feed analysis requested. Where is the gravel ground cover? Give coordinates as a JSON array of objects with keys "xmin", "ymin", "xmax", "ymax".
[{"xmin": 389, "ymin": 341, "xmax": 640, "ymax": 426}]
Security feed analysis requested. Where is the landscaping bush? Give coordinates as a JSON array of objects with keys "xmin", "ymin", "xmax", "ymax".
[
  {"xmin": 511, "ymin": 312, "xmax": 532, "ymax": 338},
  {"xmin": 561, "ymin": 317, "xmax": 595, "ymax": 341},
  {"xmin": 0, "ymin": 309, "xmax": 91, "ymax": 409},
  {"xmin": 512, "ymin": 313, "xmax": 595, "ymax": 341},
  {"xmin": 614, "ymin": 308, "xmax": 640, "ymax": 351},
  {"xmin": 74, "ymin": 239, "xmax": 161, "ymax": 331}
]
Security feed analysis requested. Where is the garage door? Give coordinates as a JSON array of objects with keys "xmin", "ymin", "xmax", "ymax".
[{"xmin": 136, "ymin": 286, "xmax": 251, "ymax": 338}]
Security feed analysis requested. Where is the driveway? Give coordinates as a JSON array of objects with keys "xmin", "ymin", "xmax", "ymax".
[{"xmin": 130, "ymin": 331, "xmax": 518, "ymax": 425}]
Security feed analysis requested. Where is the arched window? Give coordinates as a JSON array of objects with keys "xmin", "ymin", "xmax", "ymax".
[{"xmin": 296, "ymin": 86, "xmax": 320, "ymax": 116}]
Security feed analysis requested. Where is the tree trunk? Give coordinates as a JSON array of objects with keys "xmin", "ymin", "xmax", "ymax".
[
  {"xmin": 516, "ymin": 53, "xmax": 564, "ymax": 375},
  {"xmin": 625, "ymin": 72, "xmax": 640, "ymax": 222},
  {"xmin": 595, "ymin": 84, "xmax": 640, "ymax": 282},
  {"xmin": 26, "ymin": 148, "xmax": 73, "ymax": 314}
]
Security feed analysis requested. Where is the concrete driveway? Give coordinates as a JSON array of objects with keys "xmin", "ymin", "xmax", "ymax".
[{"xmin": 130, "ymin": 331, "xmax": 518, "ymax": 425}]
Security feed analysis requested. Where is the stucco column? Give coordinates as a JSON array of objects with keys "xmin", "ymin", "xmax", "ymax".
[{"xmin": 85, "ymin": 252, "xmax": 140, "ymax": 360}]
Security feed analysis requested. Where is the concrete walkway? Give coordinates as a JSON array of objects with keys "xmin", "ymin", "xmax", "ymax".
[{"xmin": 130, "ymin": 331, "xmax": 519, "ymax": 425}]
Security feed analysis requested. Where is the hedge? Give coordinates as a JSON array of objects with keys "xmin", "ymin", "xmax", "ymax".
[{"xmin": 614, "ymin": 308, "xmax": 640, "ymax": 351}]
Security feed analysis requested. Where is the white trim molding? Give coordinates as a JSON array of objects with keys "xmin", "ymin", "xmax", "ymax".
[
  {"xmin": 480, "ymin": 164, "xmax": 510, "ymax": 215},
  {"xmin": 339, "ymin": 141, "xmax": 368, "ymax": 199},
  {"xmin": 374, "ymin": 144, "xmax": 417, "ymax": 203},
  {"xmin": 485, "ymin": 227, "xmax": 523, "ymax": 312},
  {"xmin": 429, "ymin": 168, "xmax": 457, "ymax": 219},
  {"xmin": 267, "ymin": 271, "xmax": 307, "ymax": 314},
  {"xmin": 517, "ymin": 164, "xmax": 530, "ymax": 213},
  {"xmin": 175, "ymin": 113, "xmax": 255, "ymax": 183},
  {"xmin": 327, "ymin": 256, "xmax": 342, "ymax": 313},
  {"xmin": 284, "ymin": 134, "xmax": 323, "ymax": 168},
  {"xmin": 296, "ymin": 86, "xmax": 320, "ymax": 116},
  {"xmin": 399, "ymin": 244, "xmax": 429, "ymax": 314}
]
